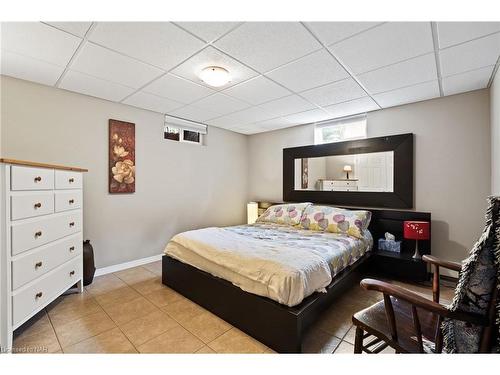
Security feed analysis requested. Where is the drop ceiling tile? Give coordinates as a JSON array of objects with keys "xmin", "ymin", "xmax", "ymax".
[
  {"xmin": 437, "ymin": 22, "xmax": 500, "ymax": 49},
  {"xmin": 1, "ymin": 22, "xmax": 81, "ymax": 66},
  {"xmin": 0, "ymin": 50, "xmax": 65, "ymax": 85},
  {"xmin": 167, "ymin": 104, "xmax": 220, "ymax": 123},
  {"xmin": 89, "ymin": 22, "xmax": 205, "ymax": 70},
  {"xmin": 59, "ymin": 70, "xmax": 135, "ymax": 102},
  {"xmin": 442, "ymin": 66, "xmax": 494, "ymax": 96},
  {"xmin": 175, "ymin": 22, "xmax": 241, "ymax": 43},
  {"xmin": 305, "ymin": 22, "xmax": 383, "ymax": 46},
  {"xmin": 439, "ymin": 33, "xmax": 500, "ymax": 77},
  {"xmin": 300, "ymin": 78, "xmax": 366, "ymax": 107},
  {"xmin": 207, "ymin": 106, "xmax": 276, "ymax": 127},
  {"xmin": 257, "ymin": 94, "xmax": 316, "ymax": 118},
  {"xmin": 45, "ymin": 22, "xmax": 92, "ymax": 37},
  {"xmin": 71, "ymin": 42, "xmax": 164, "ymax": 89},
  {"xmin": 373, "ymin": 80, "xmax": 440, "ymax": 108},
  {"xmin": 281, "ymin": 108, "xmax": 332, "ymax": 125},
  {"xmin": 171, "ymin": 46, "xmax": 258, "ymax": 89},
  {"xmin": 357, "ymin": 53, "xmax": 437, "ymax": 94},
  {"xmin": 191, "ymin": 92, "xmax": 250, "ymax": 116},
  {"xmin": 214, "ymin": 22, "xmax": 322, "ymax": 72},
  {"xmin": 323, "ymin": 97, "xmax": 379, "ymax": 119},
  {"xmin": 266, "ymin": 49, "xmax": 349, "ymax": 92},
  {"xmin": 123, "ymin": 91, "xmax": 183, "ymax": 113},
  {"xmin": 330, "ymin": 22, "xmax": 434, "ymax": 74},
  {"xmin": 143, "ymin": 73, "xmax": 215, "ymax": 104},
  {"xmin": 222, "ymin": 75, "xmax": 291, "ymax": 105}
]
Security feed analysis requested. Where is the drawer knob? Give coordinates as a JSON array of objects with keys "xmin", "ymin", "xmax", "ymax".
[
  {"xmin": 69, "ymin": 199, "xmax": 75, "ymax": 204},
  {"xmin": 69, "ymin": 222, "xmax": 75, "ymax": 227},
  {"xmin": 34, "ymin": 202, "xmax": 42, "ymax": 209},
  {"xmin": 69, "ymin": 246, "xmax": 75, "ymax": 252},
  {"xmin": 34, "ymin": 176, "xmax": 42, "ymax": 182},
  {"xmin": 35, "ymin": 292, "xmax": 43, "ymax": 299},
  {"xmin": 69, "ymin": 270, "xmax": 75, "ymax": 276},
  {"xmin": 69, "ymin": 178, "xmax": 75, "ymax": 183},
  {"xmin": 35, "ymin": 261, "xmax": 43, "ymax": 269},
  {"xmin": 34, "ymin": 231, "xmax": 42, "ymax": 238}
]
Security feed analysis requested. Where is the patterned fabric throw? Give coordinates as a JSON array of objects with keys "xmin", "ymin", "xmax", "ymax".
[
  {"xmin": 442, "ymin": 196, "xmax": 500, "ymax": 353},
  {"xmin": 256, "ymin": 203, "xmax": 312, "ymax": 226},
  {"xmin": 299, "ymin": 205, "xmax": 372, "ymax": 239}
]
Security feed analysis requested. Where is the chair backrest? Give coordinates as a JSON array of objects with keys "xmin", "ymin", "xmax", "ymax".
[{"xmin": 442, "ymin": 196, "xmax": 500, "ymax": 353}]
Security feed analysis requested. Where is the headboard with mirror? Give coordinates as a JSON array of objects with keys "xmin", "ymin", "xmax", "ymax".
[{"xmin": 283, "ymin": 133, "xmax": 413, "ymax": 208}]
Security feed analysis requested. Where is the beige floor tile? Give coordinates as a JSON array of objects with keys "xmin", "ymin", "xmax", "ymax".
[
  {"xmin": 196, "ymin": 345, "xmax": 216, "ymax": 353},
  {"xmin": 94, "ymin": 286, "xmax": 142, "ymax": 308},
  {"xmin": 47, "ymin": 296, "xmax": 103, "ymax": 327},
  {"xmin": 14, "ymin": 310, "xmax": 54, "ymax": 340},
  {"xmin": 102, "ymin": 296, "xmax": 159, "ymax": 326},
  {"xmin": 120, "ymin": 310, "xmax": 180, "ymax": 347},
  {"xmin": 208, "ymin": 328, "xmax": 269, "ymax": 354},
  {"xmin": 343, "ymin": 325, "xmax": 356, "ymax": 344},
  {"xmin": 314, "ymin": 305, "xmax": 354, "ymax": 338},
  {"xmin": 333, "ymin": 340, "xmax": 354, "ymax": 354},
  {"xmin": 302, "ymin": 327, "xmax": 342, "ymax": 353},
  {"xmin": 137, "ymin": 325, "xmax": 204, "ymax": 353},
  {"xmin": 162, "ymin": 298, "xmax": 205, "ymax": 323},
  {"xmin": 52, "ymin": 310, "xmax": 117, "ymax": 348},
  {"xmin": 143, "ymin": 287, "xmax": 183, "ymax": 308},
  {"xmin": 13, "ymin": 325, "xmax": 61, "ymax": 354},
  {"xmin": 181, "ymin": 311, "xmax": 232, "ymax": 343},
  {"xmin": 63, "ymin": 327, "xmax": 137, "ymax": 353},
  {"xmin": 142, "ymin": 260, "xmax": 162, "ymax": 276},
  {"xmin": 130, "ymin": 276, "xmax": 165, "ymax": 295},
  {"xmin": 114, "ymin": 266, "xmax": 156, "ymax": 285},
  {"xmin": 85, "ymin": 274, "xmax": 127, "ymax": 296}
]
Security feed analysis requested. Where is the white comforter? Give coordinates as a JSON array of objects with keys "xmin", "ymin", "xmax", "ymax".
[{"xmin": 165, "ymin": 223, "xmax": 372, "ymax": 307}]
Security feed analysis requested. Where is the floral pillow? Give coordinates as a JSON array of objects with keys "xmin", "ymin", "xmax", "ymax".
[
  {"xmin": 299, "ymin": 205, "xmax": 371, "ymax": 239},
  {"xmin": 256, "ymin": 203, "xmax": 311, "ymax": 226}
]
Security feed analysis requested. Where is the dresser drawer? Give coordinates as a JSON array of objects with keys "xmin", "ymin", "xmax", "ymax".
[
  {"xmin": 11, "ymin": 166, "xmax": 54, "ymax": 191},
  {"xmin": 11, "ymin": 234, "xmax": 82, "ymax": 290},
  {"xmin": 12, "ymin": 256, "xmax": 82, "ymax": 327},
  {"xmin": 55, "ymin": 190, "xmax": 82, "ymax": 212},
  {"xmin": 11, "ymin": 211, "xmax": 82, "ymax": 255},
  {"xmin": 332, "ymin": 180, "xmax": 358, "ymax": 187},
  {"xmin": 11, "ymin": 192, "xmax": 55, "ymax": 221},
  {"xmin": 55, "ymin": 170, "xmax": 82, "ymax": 190}
]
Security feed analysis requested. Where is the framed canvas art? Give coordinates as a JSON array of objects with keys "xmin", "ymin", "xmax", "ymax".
[{"xmin": 109, "ymin": 119, "xmax": 135, "ymax": 194}]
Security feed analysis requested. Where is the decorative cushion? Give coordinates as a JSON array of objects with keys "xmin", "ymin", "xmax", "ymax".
[
  {"xmin": 256, "ymin": 203, "xmax": 311, "ymax": 226},
  {"xmin": 442, "ymin": 196, "xmax": 500, "ymax": 353},
  {"xmin": 299, "ymin": 205, "xmax": 372, "ymax": 239}
]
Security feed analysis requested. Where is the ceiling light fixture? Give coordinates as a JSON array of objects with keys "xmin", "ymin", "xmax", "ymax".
[{"xmin": 199, "ymin": 66, "xmax": 231, "ymax": 87}]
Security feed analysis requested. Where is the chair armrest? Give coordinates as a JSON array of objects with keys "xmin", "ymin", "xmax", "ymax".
[
  {"xmin": 422, "ymin": 255, "xmax": 462, "ymax": 272},
  {"xmin": 360, "ymin": 279, "xmax": 487, "ymax": 326}
]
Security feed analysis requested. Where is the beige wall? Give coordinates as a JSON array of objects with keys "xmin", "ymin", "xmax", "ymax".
[
  {"xmin": 492, "ymin": 72, "xmax": 500, "ymax": 195},
  {"xmin": 1, "ymin": 76, "xmax": 249, "ymax": 268},
  {"xmin": 248, "ymin": 90, "xmax": 491, "ymax": 266}
]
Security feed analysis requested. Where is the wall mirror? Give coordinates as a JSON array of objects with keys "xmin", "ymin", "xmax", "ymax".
[{"xmin": 283, "ymin": 133, "xmax": 413, "ymax": 208}]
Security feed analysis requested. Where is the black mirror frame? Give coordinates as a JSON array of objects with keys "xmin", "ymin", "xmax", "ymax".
[{"xmin": 283, "ymin": 133, "xmax": 414, "ymax": 208}]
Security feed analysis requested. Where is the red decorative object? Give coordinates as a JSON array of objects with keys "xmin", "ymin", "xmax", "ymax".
[
  {"xmin": 403, "ymin": 221, "xmax": 430, "ymax": 259},
  {"xmin": 109, "ymin": 119, "xmax": 135, "ymax": 194}
]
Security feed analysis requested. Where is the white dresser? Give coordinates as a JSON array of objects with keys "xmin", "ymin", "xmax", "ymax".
[
  {"xmin": 0, "ymin": 159, "xmax": 87, "ymax": 352},
  {"xmin": 319, "ymin": 179, "xmax": 358, "ymax": 192}
]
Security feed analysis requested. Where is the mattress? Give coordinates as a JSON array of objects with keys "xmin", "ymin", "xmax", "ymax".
[{"xmin": 164, "ymin": 222, "xmax": 373, "ymax": 307}]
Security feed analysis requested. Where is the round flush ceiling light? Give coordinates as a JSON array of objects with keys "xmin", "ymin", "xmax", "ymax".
[{"xmin": 199, "ymin": 66, "xmax": 231, "ymax": 87}]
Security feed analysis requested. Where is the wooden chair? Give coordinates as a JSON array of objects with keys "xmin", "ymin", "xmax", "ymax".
[{"xmin": 352, "ymin": 255, "xmax": 499, "ymax": 353}]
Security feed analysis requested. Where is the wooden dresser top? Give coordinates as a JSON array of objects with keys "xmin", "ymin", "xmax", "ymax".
[{"xmin": 0, "ymin": 158, "xmax": 88, "ymax": 172}]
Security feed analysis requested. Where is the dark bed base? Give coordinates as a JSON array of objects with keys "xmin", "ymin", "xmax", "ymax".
[{"xmin": 162, "ymin": 253, "xmax": 371, "ymax": 353}]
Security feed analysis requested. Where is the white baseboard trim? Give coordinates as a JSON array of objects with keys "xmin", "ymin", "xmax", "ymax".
[{"xmin": 94, "ymin": 254, "xmax": 163, "ymax": 277}]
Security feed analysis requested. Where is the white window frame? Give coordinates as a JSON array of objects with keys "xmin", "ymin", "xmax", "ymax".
[
  {"xmin": 314, "ymin": 114, "xmax": 367, "ymax": 145},
  {"xmin": 164, "ymin": 116, "xmax": 207, "ymax": 145}
]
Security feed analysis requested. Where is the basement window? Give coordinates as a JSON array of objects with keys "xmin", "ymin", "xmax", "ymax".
[
  {"xmin": 314, "ymin": 114, "xmax": 367, "ymax": 145},
  {"xmin": 164, "ymin": 115, "xmax": 207, "ymax": 145}
]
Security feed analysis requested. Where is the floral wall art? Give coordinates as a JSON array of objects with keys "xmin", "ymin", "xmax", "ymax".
[{"xmin": 109, "ymin": 119, "xmax": 135, "ymax": 194}]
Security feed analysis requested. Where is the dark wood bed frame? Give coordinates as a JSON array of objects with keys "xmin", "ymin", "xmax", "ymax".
[{"xmin": 162, "ymin": 207, "xmax": 431, "ymax": 353}]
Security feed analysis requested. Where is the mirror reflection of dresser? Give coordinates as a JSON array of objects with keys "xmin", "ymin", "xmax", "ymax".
[{"xmin": 319, "ymin": 179, "xmax": 358, "ymax": 191}]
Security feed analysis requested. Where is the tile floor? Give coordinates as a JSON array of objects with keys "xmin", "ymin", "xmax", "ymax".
[{"xmin": 12, "ymin": 261, "xmax": 455, "ymax": 354}]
